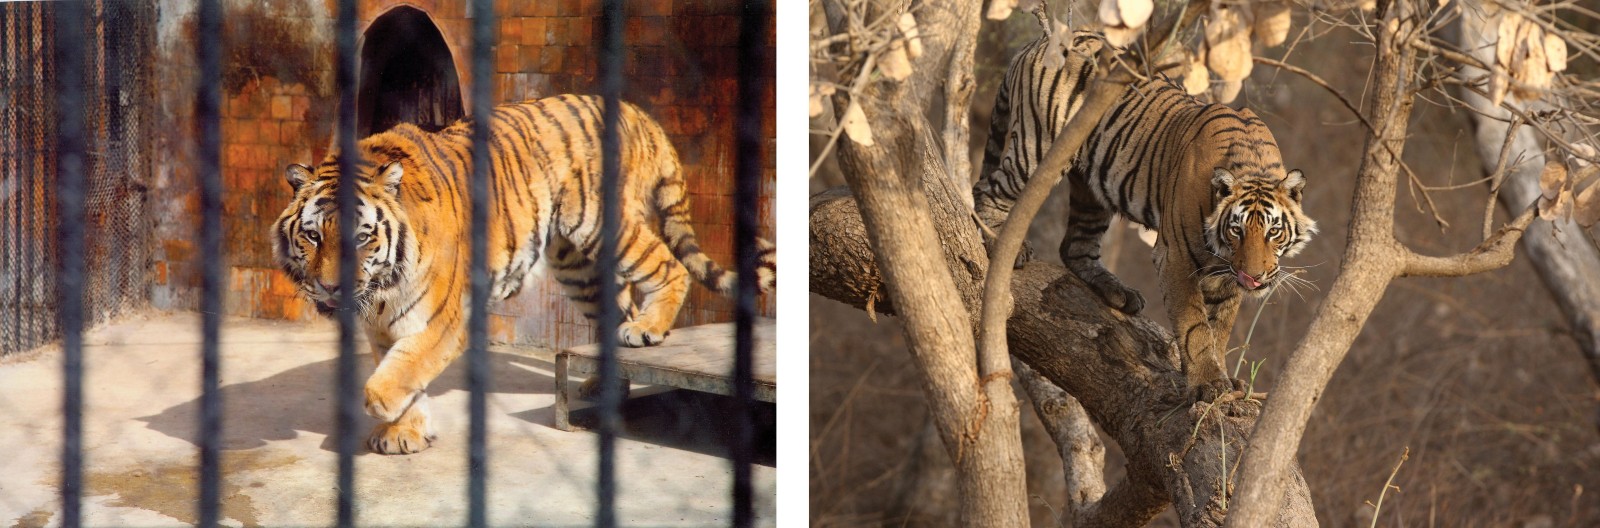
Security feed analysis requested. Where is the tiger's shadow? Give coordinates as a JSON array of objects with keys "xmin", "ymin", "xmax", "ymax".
[{"xmin": 135, "ymin": 351, "xmax": 553, "ymax": 455}]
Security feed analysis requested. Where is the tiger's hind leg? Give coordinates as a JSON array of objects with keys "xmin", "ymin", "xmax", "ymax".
[
  {"xmin": 1059, "ymin": 170, "xmax": 1145, "ymax": 314},
  {"xmin": 549, "ymin": 235, "xmax": 638, "ymax": 400},
  {"xmin": 597, "ymin": 223, "xmax": 689, "ymax": 348}
]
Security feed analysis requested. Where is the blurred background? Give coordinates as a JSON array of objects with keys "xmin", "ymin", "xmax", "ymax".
[{"xmin": 810, "ymin": 7, "xmax": 1600, "ymax": 527}]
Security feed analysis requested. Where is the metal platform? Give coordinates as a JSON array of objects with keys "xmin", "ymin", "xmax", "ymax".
[{"xmin": 554, "ymin": 318, "xmax": 777, "ymax": 431}]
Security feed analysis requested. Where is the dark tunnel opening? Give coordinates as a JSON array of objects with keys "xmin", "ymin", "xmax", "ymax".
[{"xmin": 357, "ymin": 6, "xmax": 463, "ymax": 137}]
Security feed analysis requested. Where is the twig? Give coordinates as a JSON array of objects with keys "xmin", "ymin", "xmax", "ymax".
[{"xmin": 1365, "ymin": 446, "xmax": 1411, "ymax": 528}]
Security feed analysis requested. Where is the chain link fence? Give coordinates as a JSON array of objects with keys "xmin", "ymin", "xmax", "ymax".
[{"xmin": 1, "ymin": 0, "xmax": 152, "ymax": 356}]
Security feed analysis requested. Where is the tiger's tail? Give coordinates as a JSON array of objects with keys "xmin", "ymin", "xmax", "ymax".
[{"xmin": 654, "ymin": 160, "xmax": 777, "ymax": 297}]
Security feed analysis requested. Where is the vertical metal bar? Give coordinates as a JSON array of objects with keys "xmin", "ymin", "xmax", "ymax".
[
  {"xmin": 54, "ymin": 0, "xmax": 86, "ymax": 525},
  {"xmin": 595, "ymin": 1, "xmax": 624, "ymax": 526},
  {"xmin": 466, "ymin": 0, "xmax": 495, "ymax": 525},
  {"xmin": 334, "ymin": 0, "xmax": 360, "ymax": 525},
  {"xmin": 731, "ymin": 2, "xmax": 769, "ymax": 526},
  {"xmin": 196, "ymin": 0, "xmax": 224, "ymax": 524}
]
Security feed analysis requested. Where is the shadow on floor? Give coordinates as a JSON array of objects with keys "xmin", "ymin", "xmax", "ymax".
[
  {"xmin": 135, "ymin": 351, "xmax": 554, "ymax": 454},
  {"xmin": 513, "ymin": 390, "xmax": 777, "ymax": 467}
]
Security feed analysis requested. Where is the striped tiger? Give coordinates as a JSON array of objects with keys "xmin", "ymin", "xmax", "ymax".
[
  {"xmin": 273, "ymin": 94, "xmax": 776, "ymax": 454},
  {"xmin": 974, "ymin": 29, "xmax": 1316, "ymax": 401}
]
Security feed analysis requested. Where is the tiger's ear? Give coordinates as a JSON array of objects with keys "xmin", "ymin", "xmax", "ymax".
[
  {"xmin": 1282, "ymin": 169, "xmax": 1306, "ymax": 203},
  {"xmin": 1211, "ymin": 168, "xmax": 1236, "ymax": 199},
  {"xmin": 377, "ymin": 162, "xmax": 404, "ymax": 196},
  {"xmin": 285, "ymin": 164, "xmax": 313, "ymax": 191}
]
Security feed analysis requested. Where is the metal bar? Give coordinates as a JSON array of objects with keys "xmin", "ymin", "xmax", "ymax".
[
  {"xmin": 334, "ymin": 0, "xmax": 360, "ymax": 525},
  {"xmin": 54, "ymin": 0, "xmax": 86, "ymax": 524},
  {"xmin": 466, "ymin": 0, "xmax": 495, "ymax": 525},
  {"xmin": 731, "ymin": 2, "xmax": 769, "ymax": 526},
  {"xmin": 196, "ymin": 0, "xmax": 224, "ymax": 524},
  {"xmin": 595, "ymin": 1, "xmax": 624, "ymax": 526}
]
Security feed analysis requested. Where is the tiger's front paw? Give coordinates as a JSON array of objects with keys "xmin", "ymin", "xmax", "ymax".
[
  {"xmin": 1088, "ymin": 280, "xmax": 1145, "ymax": 314},
  {"xmin": 618, "ymin": 322, "xmax": 667, "ymax": 347},
  {"xmin": 364, "ymin": 370, "xmax": 422, "ymax": 423},
  {"xmin": 368, "ymin": 411, "xmax": 436, "ymax": 455},
  {"xmin": 1192, "ymin": 377, "xmax": 1238, "ymax": 404}
]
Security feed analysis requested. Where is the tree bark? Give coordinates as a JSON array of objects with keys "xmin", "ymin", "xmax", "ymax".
[{"xmin": 821, "ymin": 1, "xmax": 1029, "ymax": 524}]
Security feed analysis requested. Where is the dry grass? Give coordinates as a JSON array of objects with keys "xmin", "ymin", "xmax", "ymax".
[{"xmin": 810, "ymin": 15, "xmax": 1600, "ymax": 528}]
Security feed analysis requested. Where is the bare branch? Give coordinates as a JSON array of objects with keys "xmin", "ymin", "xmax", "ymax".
[{"xmin": 1401, "ymin": 204, "xmax": 1538, "ymax": 277}]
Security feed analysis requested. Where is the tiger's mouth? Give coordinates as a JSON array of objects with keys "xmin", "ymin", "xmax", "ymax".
[
  {"xmin": 1236, "ymin": 270, "xmax": 1266, "ymax": 290},
  {"xmin": 308, "ymin": 284, "xmax": 377, "ymax": 315}
]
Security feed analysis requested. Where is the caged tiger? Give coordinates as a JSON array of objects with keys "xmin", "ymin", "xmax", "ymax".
[
  {"xmin": 973, "ymin": 26, "xmax": 1317, "ymax": 402},
  {"xmin": 273, "ymin": 94, "xmax": 776, "ymax": 454}
]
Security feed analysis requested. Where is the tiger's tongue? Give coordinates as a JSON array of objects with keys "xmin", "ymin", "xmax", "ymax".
[{"xmin": 1237, "ymin": 271, "xmax": 1262, "ymax": 289}]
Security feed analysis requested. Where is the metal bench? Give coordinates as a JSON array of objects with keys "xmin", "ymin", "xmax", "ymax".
[{"xmin": 553, "ymin": 317, "xmax": 776, "ymax": 431}]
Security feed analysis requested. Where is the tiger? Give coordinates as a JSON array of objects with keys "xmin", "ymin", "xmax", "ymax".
[
  {"xmin": 974, "ymin": 27, "xmax": 1317, "ymax": 402},
  {"xmin": 273, "ymin": 94, "xmax": 777, "ymax": 454}
]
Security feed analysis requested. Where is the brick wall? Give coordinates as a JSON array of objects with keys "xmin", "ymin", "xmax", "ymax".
[{"xmin": 150, "ymin": 0, "xmax": 775, "ymax": 348}]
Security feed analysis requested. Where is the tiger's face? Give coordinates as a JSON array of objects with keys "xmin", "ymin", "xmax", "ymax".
[
  {"xmin": 272, "ymin": 160, "xmax": 413, "ymax": 315},
  {"xmin": 1204, "ymin": 168, "xmax": 1317, "ymax": 294}
]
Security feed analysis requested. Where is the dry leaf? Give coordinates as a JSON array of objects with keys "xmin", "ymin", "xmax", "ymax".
[
  {"xmin": 898, "ymin": 13, "xmax": 922, "ymax": 58},
  {"xmin": 841, "ymin": 99, "xmax": 874, "ymax": 147},
  {"xmin": 809, "ymin": 93, "xmax": 824, "ymax": 118},
  {"xmin": 1183, "ymin": 54, "xmax": 1211, "ymax": 95},
  {"xmin": 1496, "ymin": 12, "xmax": 1521, "ymax": 71},
  {"xmin": 987, "ymin": 0, "xmax": 1019, "ymax": 20},
  {"xmin": 1511, "ymin": 24, "xmax": 1550, "ymax": 100},
  {"xmin": 1213, "ymin": 79, "xmax": 1244, "ymax": 104},
  {"xmin": 1538, "ymin": 160, "xmax": 1569, "ymax": 220},
  {"xmin": 1205, "ymin": 4, "xmax": 1255, "ymax": 82},
  {"xmin": 1544, "ymin": 32, "xmax": 1567, "ymax": 72},
  {"xmin": 1118, "ymin": 0, "xmax": 1154, "ymax": 29},
  {"xmin": 1252, "ymin": 1, "xmax": 1292, "ymax": 47},
  {"xmin": 809, "ymin": 83, "xmax": 836, "ymax": 118},
  {"xmin": 1099, "ymin": 0, "xmax": 1123, "ymax": 26},
  {"xmin": 1574, "ymin": 182, "xmax": 1600, "ymax": 227},
  {"xmin": 880, "ymin": 42, "xmax": 913, "ymax": 81},
  {"xmin": 1105, "ymin": 26, "xmax": 1141, "ymax": 47}
]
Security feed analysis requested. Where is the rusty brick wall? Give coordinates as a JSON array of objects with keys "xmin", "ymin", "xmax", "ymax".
[{"xmin": 150, "ymin": 0, "xmax": 775, "ymax": 349}]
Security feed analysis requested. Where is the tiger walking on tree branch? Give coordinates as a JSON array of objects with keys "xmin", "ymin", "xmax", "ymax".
[{"xmin": 974, "ymin": 25, "xmax": 1316, "ymax": 402}]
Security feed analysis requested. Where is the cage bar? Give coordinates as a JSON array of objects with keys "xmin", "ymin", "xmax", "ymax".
[
  {"xmin": 54, "ymin": 0, "xmax": 86, "ymax": 525},
  {"xmin": 467, "ymin": 0, "xmax": 496, "ymax": 525},
  {"xmin": 595, "ymin": 0, "xmax": 625, "ymax": 526},
  {"xmin": 196, "ymin": 0, "xmax": 225, "ymax": 524},
  {"xmin": 732, "ymin": 2, "xmax": 771, "ymax": 525},
  {"xmin": 334, "ymin": 1, "xmax": 361, "ymax": 525}
]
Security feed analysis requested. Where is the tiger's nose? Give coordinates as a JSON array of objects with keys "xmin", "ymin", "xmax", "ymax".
[{"xmin": 320, "ymin": 282, "xmax": 340, "ymax": 295}]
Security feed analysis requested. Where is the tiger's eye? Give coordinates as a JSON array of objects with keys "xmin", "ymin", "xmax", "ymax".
[{"xmin": 357, "ymin": 233, "xmax": 370, "ymax": 244}]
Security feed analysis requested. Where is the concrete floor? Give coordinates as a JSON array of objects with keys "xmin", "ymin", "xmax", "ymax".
[{"xmin": 0, "ymin": 311, "xmax": 775, "ymax": 526}]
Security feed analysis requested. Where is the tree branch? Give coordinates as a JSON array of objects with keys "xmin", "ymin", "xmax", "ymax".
[{"xmin": 1400, "ymin": 205, "xmax": 1537, "ymax": 277}]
